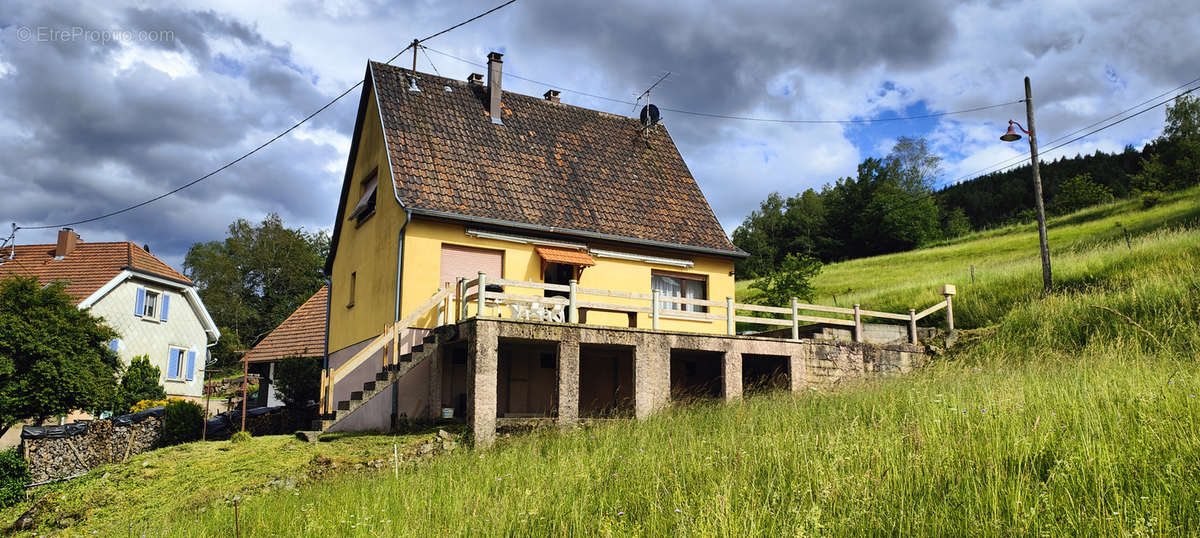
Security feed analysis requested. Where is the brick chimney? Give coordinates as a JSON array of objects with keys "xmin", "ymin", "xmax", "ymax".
[
  {"xmin": 467, "ymin": 73, "xmax": 484, "ymax": 86},
  {"xmin": 487, "ymin": 52, "xmax": 503, "ymax": 125},
  {"xmin": 55, "ymin": 228, "xmax": 80, "ymax": 257},
  {"xmin": 543, "ymin": 89, "xmax": 561, "ymax": 103}
]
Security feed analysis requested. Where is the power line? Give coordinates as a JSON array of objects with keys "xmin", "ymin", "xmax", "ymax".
[
  {"xmin": 946, "ymin": 75, "xmax": 1200, "ymax": 184},
  {"xmin": 870, "ymin": 81, "xmax": 1200, "ymax": 219},
  {"xmin": 423, "ymin": 46, "xmax": 1023, "ymax": 124},
  {"xmin": 19, "ymin": 0, "xmax": 519, "ymax": 232}
]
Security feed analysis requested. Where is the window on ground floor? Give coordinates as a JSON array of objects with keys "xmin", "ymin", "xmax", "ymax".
[{"xmin": 651, "ymin": 270, "xmax": 707, "ymax": 312}]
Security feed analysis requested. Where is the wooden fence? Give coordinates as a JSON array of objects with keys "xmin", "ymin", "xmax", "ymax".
[{"xmin": 454, "ymin": 272, "xmax": 956, "ymax": 344}]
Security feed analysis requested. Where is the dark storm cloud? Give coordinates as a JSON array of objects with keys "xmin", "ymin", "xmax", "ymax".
[
  {"xmin": 2, "ymin": 0, "xmax": 1198, "ymax": 268},
  {"xmin": 0, "ymin": 3, "xmax": 347, "ymax": 266},
  {"xmin": 515, "ymin": 1, "xmax": 955, "ymax": 130}
]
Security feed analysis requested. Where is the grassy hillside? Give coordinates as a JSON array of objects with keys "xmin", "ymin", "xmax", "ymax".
[
  {"xmin": 157, "ymin": 187, "xmax": 1197, "ymax": 536},
  {"xmin": 6, "ymin": 187, "xmax": 1200, "ymax": 536},
  {"xmin": 739, "ymin": 187, "xmax": 1200, "ymax": 324},
  {"xmin": 0, "ymin": 431, "xmax": 438, "ymax": 536}
]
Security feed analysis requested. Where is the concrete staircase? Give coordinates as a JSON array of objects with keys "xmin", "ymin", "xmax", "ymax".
[{"xmin": 302, "ymin": 332, "xmax": 439, "ymax": 436}]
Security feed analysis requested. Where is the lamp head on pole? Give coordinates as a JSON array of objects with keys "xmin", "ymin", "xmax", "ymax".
[{"xmin": 1000, "ymin": 120, "xmax": 1022, "ymax": 142}]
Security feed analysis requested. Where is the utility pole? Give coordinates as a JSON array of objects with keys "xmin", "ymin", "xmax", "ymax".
[
  {"xmin": 1001, "ymin": 77, "xmax": 1053, "ymax": 294},
  {"xmin": 1024, "ymin": 77, "xmax": 1053, "ymax": 294}
]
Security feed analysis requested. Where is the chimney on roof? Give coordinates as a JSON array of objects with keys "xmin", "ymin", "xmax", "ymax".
[
  {"xmin": 487, "ymin": 52, "xmax": 503, "ymax": 125},
  {"xmin": 543, "ymin": 89, "xmax": 561, "ymax": 103},
  {"xmin": 467, "ymin": 73, "xmax": 484, "ymax": 86},
  {"xmin": 55, "ymin": 228, "xmax": 80, "ymax": 258}
]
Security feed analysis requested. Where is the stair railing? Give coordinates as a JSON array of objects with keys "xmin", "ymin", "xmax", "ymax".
[{"xmin": 319, "ymin": 286, "xmax": 452, "ymax": 415}]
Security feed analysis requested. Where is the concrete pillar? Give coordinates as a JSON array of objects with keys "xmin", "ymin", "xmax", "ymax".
[
  {"xmin": 557, "ymin": 338, "xmax": 580, "ymax": 425},
  {"xmin": 467, "ymin": 321, "xmax": 499, "ymax": 446},
  {"xmin": 789, "ymin": 343, "xmax": 809, "ymax": 393},
  {"xmin": 633, "ymin": 335, "xmax": 669, "ymax": 419},
  {"xmin": 723, "ymin": 351, "xmax": 742, "ymax": 401}
]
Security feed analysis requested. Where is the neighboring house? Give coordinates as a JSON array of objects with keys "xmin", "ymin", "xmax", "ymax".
[
  {"xmin": 0, "ymin": 229, "xmax": 220, "ymax": 400},
  {"xmin": 242, "ymin": 285, "xmax": 328, "ymax": 408}
]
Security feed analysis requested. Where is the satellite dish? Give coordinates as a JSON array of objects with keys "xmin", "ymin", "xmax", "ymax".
[{"xmin": 639, "ymin": 104, "xmax": 660, "ymax": 128}]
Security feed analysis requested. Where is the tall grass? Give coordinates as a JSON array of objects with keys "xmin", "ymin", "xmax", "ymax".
[{"xmin": 150, "ymin": 197, "xmax": 1200, "ymax": 536}]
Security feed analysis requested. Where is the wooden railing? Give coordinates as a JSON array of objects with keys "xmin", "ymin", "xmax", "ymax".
[
  {"xmin": 453, "ymin": 272, "xmax": 957, "ymax": 343},
  {"xmin": 318, "ymin": 287, "xmax": 452, "ymax": 415}
]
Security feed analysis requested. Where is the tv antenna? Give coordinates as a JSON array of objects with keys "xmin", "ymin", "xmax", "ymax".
[{"xmin": 635, "ymin": 71, "xmax": 670, "ymax": 134}]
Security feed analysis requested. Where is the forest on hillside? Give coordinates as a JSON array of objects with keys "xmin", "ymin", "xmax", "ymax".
[{"xmin": 732, "ymin": 95, "xmax": 1200, "ymax": 278}]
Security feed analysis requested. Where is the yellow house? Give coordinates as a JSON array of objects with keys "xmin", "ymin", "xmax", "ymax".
[
  {"xmin": 327, "ymin": 53, "xmax": 745, "ymax": 348},
  {"xmin": 324, "ymin": 51, "xmax": 744, "ymax": 385}
]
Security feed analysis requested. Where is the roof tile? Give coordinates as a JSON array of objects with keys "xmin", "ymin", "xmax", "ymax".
[
  {"xmin": 0, "ymin": 241, "xmax": 191, "ymax": 304},
  {"xmin": 370, "ymin": 62, "xmax": 741, "ymax": 256}
]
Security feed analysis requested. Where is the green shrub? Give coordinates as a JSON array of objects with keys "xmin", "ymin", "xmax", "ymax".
[
  {"xmin": 0, "ymin": 448, "xmax": 30, "ymax": 508},
  {"xmin": 230, "ymin": 431, "xmax": 252, "ymax": 444},
  {"xmin": 1141, "ymin": 190, "xmax": 1163, "ymax": 208},
  {"xmin": 114, "ymin": 355, "xmax": 166, "ymax": 413},
  {"xmin": 160, "ymin": 399, "xmax": 205, "ymax": 447}
]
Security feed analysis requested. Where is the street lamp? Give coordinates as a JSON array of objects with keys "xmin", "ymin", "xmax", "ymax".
[{"xmin": 1001, "ymin": 76, "xmax": 1053, "ymax": 294}]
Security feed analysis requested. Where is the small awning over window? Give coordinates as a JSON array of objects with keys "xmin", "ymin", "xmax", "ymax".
[{"xmin": 535, "ymin": 246, "xmax": 595, "ymax": 267}]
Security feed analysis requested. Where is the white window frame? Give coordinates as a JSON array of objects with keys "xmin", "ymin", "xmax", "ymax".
[
  {"xmin": 651, "ymin": 271, "xmax": 708, "ymax": 313},
  {"xmin": 143, "ymin": 290, "xmax": 159, "ymax": 319}
]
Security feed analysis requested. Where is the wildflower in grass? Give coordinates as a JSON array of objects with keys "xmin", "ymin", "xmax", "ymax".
[
  {"xmin": 981, "ymin": 408, "xmax": 987, "ymax": 413},
  {"xmin": 618, "ymin": 511, "xmax": 625, "ymax": 516}
]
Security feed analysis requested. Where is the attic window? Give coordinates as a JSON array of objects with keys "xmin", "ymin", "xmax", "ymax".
[{"xmin": 348, "ymin": 169, "xmax": 378, "ymax": 226}]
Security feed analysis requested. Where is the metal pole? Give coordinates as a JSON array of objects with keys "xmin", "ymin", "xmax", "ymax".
[
  {"xmin": 1025, "ymin": 76, "xmax": 1053, "ymax": 293},
  {"xmin": 240, "ymin": 357, "xmax": 248, "ymax": 432},
  {"xmin": 201, "ymin": 368, "xmax": 210, "ymax": 441}
]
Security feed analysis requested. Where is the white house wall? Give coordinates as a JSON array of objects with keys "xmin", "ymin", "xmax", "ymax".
[{"xmin": 88, "ymin": 278, "xmax": 209, "ymax": 399}]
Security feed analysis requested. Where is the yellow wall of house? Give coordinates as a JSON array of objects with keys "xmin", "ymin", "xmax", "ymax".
[
  {"xmin": 400, "ymin": 217, "xmax": 737, "ymax": 334},
  {"xmin": 329, "ymin": 88, "xmax": 403, "ymax": 353}
]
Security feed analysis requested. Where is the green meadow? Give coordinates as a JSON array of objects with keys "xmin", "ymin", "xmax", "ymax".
[{"xmin": 5, "ymin": 186, "xmax": 1200, "ymax": 536}]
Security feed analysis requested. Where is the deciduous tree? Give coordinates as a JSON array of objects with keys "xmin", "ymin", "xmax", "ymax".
[{"xmin": 0, "ymin": 276, "xmax": 120, "ymax": 438}]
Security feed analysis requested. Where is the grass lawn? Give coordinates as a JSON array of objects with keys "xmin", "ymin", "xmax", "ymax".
[
  {"xmin": 0, "ymin": 431, "xmax": 440, "ymax": 536},
  {"xmin": 6, "ymin": 187, "xmax": 1199, "ymax": 536},
  {"xmin": 143, "ymin": 187, "xmax": 1198, "ymax": 535}
]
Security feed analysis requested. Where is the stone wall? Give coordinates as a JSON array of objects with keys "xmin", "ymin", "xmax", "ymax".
[{"xmin": 21, "ymin": 414, "xmax": 163, "ymax": 484}]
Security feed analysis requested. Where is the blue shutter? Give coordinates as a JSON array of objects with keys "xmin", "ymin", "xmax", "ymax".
[
  {"xmin": 185, "ymin": 350, "xmax": 196, "ymax": 381},
  {"xmin": 159, "ymin": 294, "xmax": 170, "ymax": 322},
  {"xmin": 167, "ymin": 350, "xmax": 180, "ymax": 379},
  {"xmin": 108, "ymin": 339, "xmax": 120, "ymax": 353},
  {"xmin": 135, "ymin": 288, "xmax": 146, "ymax": 317}
]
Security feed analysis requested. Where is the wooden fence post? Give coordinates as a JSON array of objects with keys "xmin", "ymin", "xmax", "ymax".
[
  {"xmin": 853, "ymin": 304, "xmax": 862, "ymax": 343},
  {"xmin": 790, "ymin": 297, "xmax": 800, "ymax": 341},
  {"xmin": 319, "ymin": 368, "xmax": 328, "ymax": 414},
  {"xmin": 476, "ymin": 272, "xmax": 487, "ymax": 318},
  {"xmin": 941, "ymin": 284, "xmax": 957, "ymax": 333},
  {"xmin": 568, "ymin": 279, "xmax": 578, "ymax": 323},
  {"xmin": 908, "ymin": 309, "xmax": 918, "ymax": 345},
  {"xmin": 651, "ymin": 289, "xmax": 661, "ymax": 330},
  {"xmin": 726, "ymin": 296, "xmax": 735, "ymax": 335},
  {"xmin": 456, "ymin": 277, "xmax": 466, "ymax": 322}
]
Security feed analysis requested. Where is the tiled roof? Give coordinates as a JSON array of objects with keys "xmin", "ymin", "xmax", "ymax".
[
  {"xmin": 243, "ymin": 285, "xmax": 327, "ymax": 363},
  {"xmin": 0, "ymin": 241, "xmax": 191, "ymax": 304},
  {"xmin": 534, "ymin": 246, "xmax": 595, "ymax": 267},
  {"xmin": 369, "ymin": 61, "xmax": 743, "ymax": 256}
]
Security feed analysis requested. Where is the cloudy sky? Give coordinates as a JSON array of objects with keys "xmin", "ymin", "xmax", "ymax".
[{"xmin": 1, "ymin": 1, "xmax": 1196, "ymax": 269}]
